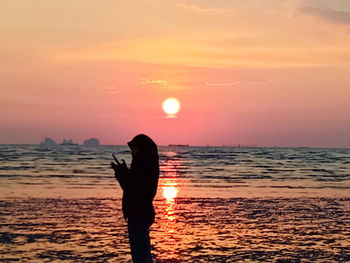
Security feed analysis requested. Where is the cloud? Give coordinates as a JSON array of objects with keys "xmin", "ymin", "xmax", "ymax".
[
  {"xmin": 176, "ymin": 3, "xmax": 235, "ymax": 14},
  {"xmin": 140, "ymin": 78, "xmax": 168, "ymax": 85},
  {"xmin": 300, "ymin": 5, "xmax": 350, "ymax": 24},
  {"xmin": 205, "ymin": 81, "xmax": 240, "ymax": 86},
  {"xmin": 97, "ymin": 85, "xmax": 128, "ymax": 95},
  {"xmin": 205, "ymin": 79, "xmax": 290, "ymax": 87}
]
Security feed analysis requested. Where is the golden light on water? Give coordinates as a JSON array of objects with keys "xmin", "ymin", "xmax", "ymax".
[
  {"xmin": 162, "ymin": 98, "xmax": 180, "ymax": 117},
  {"xmin": 163, "ymin": 186, "xmax": 178, "ymax": 201},
  {"xmin": 155, "ymin": 155, "xmax": 183, "ymax": 260},
  {"xmin": 163, "ymin": 184, "xmax": 178, "ymax": 223},
  {"xmin": 162, "ymin": 157, "xmax": 181, "ymax": 224}
]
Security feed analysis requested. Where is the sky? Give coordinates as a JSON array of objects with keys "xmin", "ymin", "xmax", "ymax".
[{"xmin": 1, "ymin": 0, "xmax": 350, "ymax": 147}]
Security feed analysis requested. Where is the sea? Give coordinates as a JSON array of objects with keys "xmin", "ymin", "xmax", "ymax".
[{"xmin": 0, "ymin": 145, "xmax": 349, "ymax": 262}]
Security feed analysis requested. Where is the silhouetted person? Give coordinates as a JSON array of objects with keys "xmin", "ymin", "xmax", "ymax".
[{"xmin": 110, "ymin": 134, "xmax": 159, "ymax": 263}]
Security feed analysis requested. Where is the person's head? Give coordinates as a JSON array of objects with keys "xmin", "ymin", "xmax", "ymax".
[
  {"xmin": 127, "ymin": 134, "xmax": 158, "ymax": 160},
  {"xmin": 129, "ymin": 145, "xmax": 140, "ymax": 156}
]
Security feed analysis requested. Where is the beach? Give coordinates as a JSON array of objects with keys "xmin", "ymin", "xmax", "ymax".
[
  {"xmin": 0, "ymin": 145, "xmax": 349, "ymax": 262},
  {"xmin": 3, "ymin": 0, "xmax": 350, "ymax": 261}
]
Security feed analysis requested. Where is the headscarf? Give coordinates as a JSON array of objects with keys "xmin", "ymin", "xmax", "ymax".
[
  {"xmin": 127, "ymin": 134, "xmax": 159, "ymax": 178},
  {"xmin": 124, "ymin": 134, "xmax": 159, "ymax": 224}
]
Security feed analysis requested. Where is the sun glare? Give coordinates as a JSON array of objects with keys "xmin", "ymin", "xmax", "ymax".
[
  {"xmin": 163, "ymin": 186, "xmax": 178, "ymax": 200},
  {"xmin": 162, "ymin": 98, "xmax": 180, "ymax": 117}
]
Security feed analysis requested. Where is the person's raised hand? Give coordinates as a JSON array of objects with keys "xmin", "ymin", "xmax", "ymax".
[
  {"xmin": 110, "ymin": 153, "xmax": 122, "ymax": 172},
  {"xmin": 121, "ymin": 159, "xmax": 127, "ymax": 169},
  {"xmin": 110, "ymin": 160, "xmax": 119, "ymax": 171}
]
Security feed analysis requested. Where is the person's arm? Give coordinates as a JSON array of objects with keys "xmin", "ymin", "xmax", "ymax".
[
  {"xmin": 114, "ymin": 164, "xmax": 130, "ymax": 191},
  {"xmin": 110, "ymin": 156, "xmax": 130, "ymax": 191}
]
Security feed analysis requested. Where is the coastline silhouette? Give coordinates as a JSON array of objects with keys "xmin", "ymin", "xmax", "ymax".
[{"xmin": 110, "ymin": 134, "xmax": 159, "ymax": 263}]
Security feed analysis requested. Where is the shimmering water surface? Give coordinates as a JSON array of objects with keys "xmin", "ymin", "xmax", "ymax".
[{"xmin": 0, "ymin": 145, "xmax": 349, "ymax": 262}]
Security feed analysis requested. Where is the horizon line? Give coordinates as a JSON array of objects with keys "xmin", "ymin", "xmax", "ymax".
[{"xmin": 0, "ymin": 143, "xmax": 349, "ymax": 149}]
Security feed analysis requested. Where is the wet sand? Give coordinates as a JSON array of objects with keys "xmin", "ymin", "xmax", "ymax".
[{"xmin": 1, "ymin": 197, "xmax": 349, "ymax": 262}]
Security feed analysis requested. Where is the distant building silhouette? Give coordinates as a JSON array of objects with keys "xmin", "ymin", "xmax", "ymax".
[
  {"xmin": 83, "ymin": 138, "xmax": 100, "ymax": 146},
  {"xmin": 40, "ymin": 137, "xmax": 56, "ymax": 146}
]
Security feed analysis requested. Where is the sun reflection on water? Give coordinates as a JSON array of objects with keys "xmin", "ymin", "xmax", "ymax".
[
  {"xmin": 156, "ymin": 154, "xmax": 183, "ymax": 260},
  {"xmin": 163, "ymin": 185, "xmax": 178, "ymax": 201},
  {"xmin": 163, "ymin": 184, "xmax": 178, "ymax": 222}
]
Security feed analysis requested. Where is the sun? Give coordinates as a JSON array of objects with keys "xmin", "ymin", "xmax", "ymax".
[{"xmin": 162, "ymin": 98, "xmax": 180, "ymax": 117}]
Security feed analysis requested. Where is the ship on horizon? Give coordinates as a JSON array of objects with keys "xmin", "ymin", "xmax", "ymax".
[{"xmin": 60, "ymin": 139, "xmax": 78, "ymax": 146}]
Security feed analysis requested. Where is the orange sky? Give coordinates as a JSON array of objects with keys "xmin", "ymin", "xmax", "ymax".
[{"xmin": 1, "ymin": 0, "xmax": 350, "ymax": 147}]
